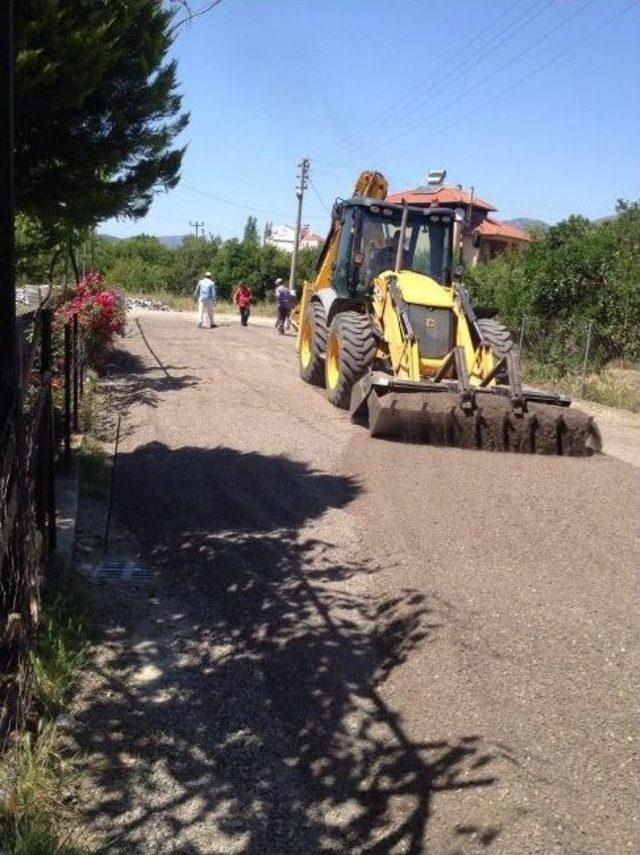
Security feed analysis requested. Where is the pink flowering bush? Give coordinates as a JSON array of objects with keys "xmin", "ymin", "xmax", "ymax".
[{"xmin": 56, "ymin": 272, "xmax": 125, "ymax": 371}]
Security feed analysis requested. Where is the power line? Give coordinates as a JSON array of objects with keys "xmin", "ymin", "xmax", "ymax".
[
  {"xmin": 384, "ymin": 0, "xmax": 637, "ymax": 169},
  {"xmin": 179, "ymin": 182, "xmax": 327, "ymax": 221},
  {"xmin": 344, "ymin": 0, "xmax": 595, "ymax": 164},
  {"xmin": 319, "ymin": 0, "xmax": 554, "ymax": 164},
  {"xmin": 310, "ymin": 1, "xmax": 637, "ymax": 193},
  {"xmin": 320, "ymin": 0, "xmax": 530, "ymax": 158},
  {"xmin": 308, "ymin": 176, "xmax": 331, "ymax": 213}
]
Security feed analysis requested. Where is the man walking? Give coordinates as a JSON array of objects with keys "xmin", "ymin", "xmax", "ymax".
[
  {"xmin": 194, "ymin": 272, "xmax": 217, "ymax": 328},
  {"xmin": 275, "ymin": 278, "xmax": 294, "ymax": 334},
  {"xmin": 234, "ymin": 282, "xmax": 252, "ymax": 327}
]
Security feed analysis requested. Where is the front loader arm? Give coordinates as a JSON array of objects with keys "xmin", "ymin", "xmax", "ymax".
[{"xmin": 296, "ymin": 171, "xmax": 388, "ymax": 352}]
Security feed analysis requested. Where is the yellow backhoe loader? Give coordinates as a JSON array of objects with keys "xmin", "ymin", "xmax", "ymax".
[{"xmin": 295, "ymin": 171, "xmax": 600, "ymax": 455}]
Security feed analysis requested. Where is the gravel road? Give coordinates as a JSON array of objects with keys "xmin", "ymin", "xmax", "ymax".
[{"xmin": 75, "ymin": 310, "xmax": 638, "ymax": 854}]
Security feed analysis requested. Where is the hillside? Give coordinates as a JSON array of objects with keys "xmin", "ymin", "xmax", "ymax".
[
  {"xmin": 98, "ymin": 234, "xmax": 188, "ymax": 249},
  {"xmin": 503, "ymin": 217, "xmax": 549, "ymax": 234}
]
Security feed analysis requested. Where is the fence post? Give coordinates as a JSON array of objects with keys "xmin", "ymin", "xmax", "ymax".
[
  {"xmin": 35, "ymin": 310, "xmax": 52, "ymax": 535},
  {"xmin": 518, "ymin": 316, "xmax": 526, "ymax": 352},
  {"xmin": 72, "ymin": 312, "xmax": 78, "ymax": 432},
  {"xmin": 64, "ymin": 321, "xmax": 71, "ymax": 469},
  {"xmin": 41, "ymin": 308, "xmax": 56, "ymax": 553},
  {"xmin": 580, "ymin": 320, "xmax": 594, "ymax": 398},
  {"xmin": 46, "ymin": 395, "xmax": 57, "ymax": 553},
  {"xmin": 79, "ymin": 327, "xmax": 84, "ymax": 402},
  {"xmin": 41, "ymin": 307, "xmax": 51, "ymax": 381}
]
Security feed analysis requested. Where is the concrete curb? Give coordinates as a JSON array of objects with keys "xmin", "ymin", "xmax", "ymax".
[{"xmin": 55, "ymin": 435, "xmax": 83, "ymax": 569}]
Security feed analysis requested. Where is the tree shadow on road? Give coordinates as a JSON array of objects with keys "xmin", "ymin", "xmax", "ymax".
[
  {"xmin": 74, "ymin": 443, "xmax": 513, "ymax": 853},
  {"xmin": 98, "ymin": 345, "xmax": 199, "ymax": 438}
]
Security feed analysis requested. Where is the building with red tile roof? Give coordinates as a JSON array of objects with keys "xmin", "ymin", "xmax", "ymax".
[
  {"xmin": 386, "ymin": 185, "xmax": 496, "ymax": 212},
  {"xmin": 387, "ymin": 175, "xmax": 530, "ymax": 266},
  {"xmin": 474, "ymin": 217, "xmax": 531, "ymax": 242},
  {"xmin": 300, "ymin": 228, "xmax": 325, "ymax": 248}
]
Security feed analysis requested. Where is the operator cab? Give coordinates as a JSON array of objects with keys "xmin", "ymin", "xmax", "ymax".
[{"xmin": 330, "ymin": 198, "xmax": 457, "ymax": 299}]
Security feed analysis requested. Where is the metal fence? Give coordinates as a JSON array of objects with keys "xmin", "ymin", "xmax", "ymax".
[
  {"xmin": 1, "ymin": 303, "xmax": 84, "ymax": 736},
  {"xmin": 514, "ymin": 315, "xmax": 634, "ymax": 396}
]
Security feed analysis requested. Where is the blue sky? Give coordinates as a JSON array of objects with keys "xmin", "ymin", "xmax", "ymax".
[{"xmin": 102, "ymin": 0, "xmax": 640, "ymax": 239}]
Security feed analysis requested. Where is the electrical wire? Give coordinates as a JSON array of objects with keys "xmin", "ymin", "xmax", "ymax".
[
  {"xmin": 308, "ymin": 177, "xmax": 331, "ymax": 213},
  {"xmin": 383, "ymin": 0, "xmax": 637, "ymax": 169},
  {"xmin": 323, "ymin": 0, "xmax": 530, "ymax": 155},
  {"xmin": 179, "ymin": 183, "xmax": 327, "ymax": 221},
  {"xmin": 332, "ymin": 0, "xmax": 595, "ymax": 165},
  {"xmin": 319, "ymin": 0, "xmax": 555, "ymax": 164}
]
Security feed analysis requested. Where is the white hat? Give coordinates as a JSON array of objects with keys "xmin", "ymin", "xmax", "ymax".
[
  {"xmin": 275, "ymin": 278, "xmax": 283, "ymax": 285},
  {"xmin": 205, "ymin": 271, "xmax": 212, "ymax": 278}
]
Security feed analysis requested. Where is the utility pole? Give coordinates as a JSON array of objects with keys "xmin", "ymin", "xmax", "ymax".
[
  {"xmin": 190, "ymin": 220, "xmax": 205, "ymax": 239},
  {"xmin": 288, "ymin": 157, "xmax": 310, "ymax": 294},
  {"xmin": 0, "ymin": 0, "xmax": 16, "ymax": 431}
]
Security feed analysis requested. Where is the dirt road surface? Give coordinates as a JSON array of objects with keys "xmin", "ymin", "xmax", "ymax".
[{"xmin": 75, "ymin": 310, "xmax": 638, "ymax": 854}]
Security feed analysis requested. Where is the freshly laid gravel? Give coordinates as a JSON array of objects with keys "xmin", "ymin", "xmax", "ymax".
[{"xmin": 72, "ymin": 311, "xmax": 639, "ymax": 854}]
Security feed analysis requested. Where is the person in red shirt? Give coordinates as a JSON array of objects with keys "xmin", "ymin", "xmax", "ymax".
[{"xmin": 233, "ymin": 283, "xmax": 252, "ymax": 327}]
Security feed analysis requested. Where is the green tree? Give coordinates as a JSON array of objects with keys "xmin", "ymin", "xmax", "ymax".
[
  {"xmin": 243, "ymin": 216, "xmax": 260, "ymax": 245},
  {"xmin": 104, "ymin": 256, "xmax": 171, "ymax": 293},
  {"xmin": 97, "ymin": 235, "xmax": 173, "ymax": 291},
  {"xmin": 15, "ymin": 0, "xmax": 188, "ymax": 235},
  {"xmin": 296, "ymin": 246, "xmax": 321, "ymax": 291},
  {"xmin": 15, "ymin": 214, "xmax": 58, "ymax": 284},
  {"xmin": 170, "ymin": 235, "xmax": 221, "ymax": 293},
  {"xmin": 255, "ymin": 244, "xmax": 289, "ymax": 298},
  {"xmin": 467, "ymin": 201, "xmax": 640, "ymax": 364}
]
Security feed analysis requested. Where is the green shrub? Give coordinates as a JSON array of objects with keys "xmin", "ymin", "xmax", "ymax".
[{"xmin": 467, "ymin": 200, "xmax": 640, "ymax": 369}]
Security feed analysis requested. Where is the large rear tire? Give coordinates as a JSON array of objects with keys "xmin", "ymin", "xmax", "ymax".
[
  {"xmin": 477, "ymin": 317, "xmax": 514, "ymax": 384},
  {"xmin": 299, "ymin": 300, "xmax": 328, "ymax": 386},
  {"xmin": 325, "ymin": 311, "xmax": 376, "ymax": 409}
]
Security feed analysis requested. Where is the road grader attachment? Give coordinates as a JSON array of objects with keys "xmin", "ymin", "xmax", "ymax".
[{"xmin": 295, "ymin": 170, "xmax": 600, "ymax": 456}]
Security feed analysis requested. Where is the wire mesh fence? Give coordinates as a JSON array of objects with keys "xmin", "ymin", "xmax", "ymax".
[
  {"xmin": 1, "ymin": 304, "xmax": 86, "ymax": 738},
  {"xmin": 514, "ymin": 315, "xmax": 638, "ymax": 406}
]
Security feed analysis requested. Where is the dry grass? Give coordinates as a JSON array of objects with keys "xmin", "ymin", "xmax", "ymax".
[
  {"xmin": 0, "ymin": 571, "xmax": 93, "ymax": 853},
  {"xmin": 1, "ymin": 367, "xmax": 101, "ymax": 852},
  {"xmin": 522, "ymin": 362, "xmax": 640, "ymax": 412},
  {"xmin": 32, "ymin": 573, "xmax": 91, "ymax": 717},
  {"xmin": 0, "ymin": 724, "xmax": 90, "ymax": 854}
]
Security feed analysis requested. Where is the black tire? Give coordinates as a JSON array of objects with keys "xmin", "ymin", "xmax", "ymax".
[
  {"xmin": 325, "ymin": 311, "xmax": 376, "ymax": 409},
  {"xmin": 299, "ymin": 300, "xmax": 328, "ymax": 386},
  {"xmin": 477, "ymin": 317, "xmax": 515, "ymax": 384}
]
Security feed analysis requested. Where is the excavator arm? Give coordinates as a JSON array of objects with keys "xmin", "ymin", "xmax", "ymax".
[{"xmin": 293, "ymin": 171, "xmax": 388, "ymax": 340}]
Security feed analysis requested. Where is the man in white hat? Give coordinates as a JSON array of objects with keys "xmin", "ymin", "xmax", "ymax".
[{"xmin": 193, "ymin": 271, "xmax": 217, "ymax": 328}]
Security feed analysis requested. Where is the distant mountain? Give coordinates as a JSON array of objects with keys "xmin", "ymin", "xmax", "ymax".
[
  {"xmin": 503, "ymin": 217, "xmax": 549, "ymax": 234},
  {"xmin": 97, "ymin": 233, "xmax": 189, "ymax": 249}
]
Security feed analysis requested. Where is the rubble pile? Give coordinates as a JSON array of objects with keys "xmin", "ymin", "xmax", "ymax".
[{"xmin": 125, "ymin": 297, "xmax": 171, "ymax": 312}]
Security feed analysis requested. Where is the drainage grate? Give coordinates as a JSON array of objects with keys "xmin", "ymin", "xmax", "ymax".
[{"xmin": 79, "ymin": 557, "xmax": 155, "ymax": 584}]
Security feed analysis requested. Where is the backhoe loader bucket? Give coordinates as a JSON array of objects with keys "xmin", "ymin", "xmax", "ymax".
[{"xmin": 350, "ymin": 374, "xmax": 601, "ymax": 456}]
